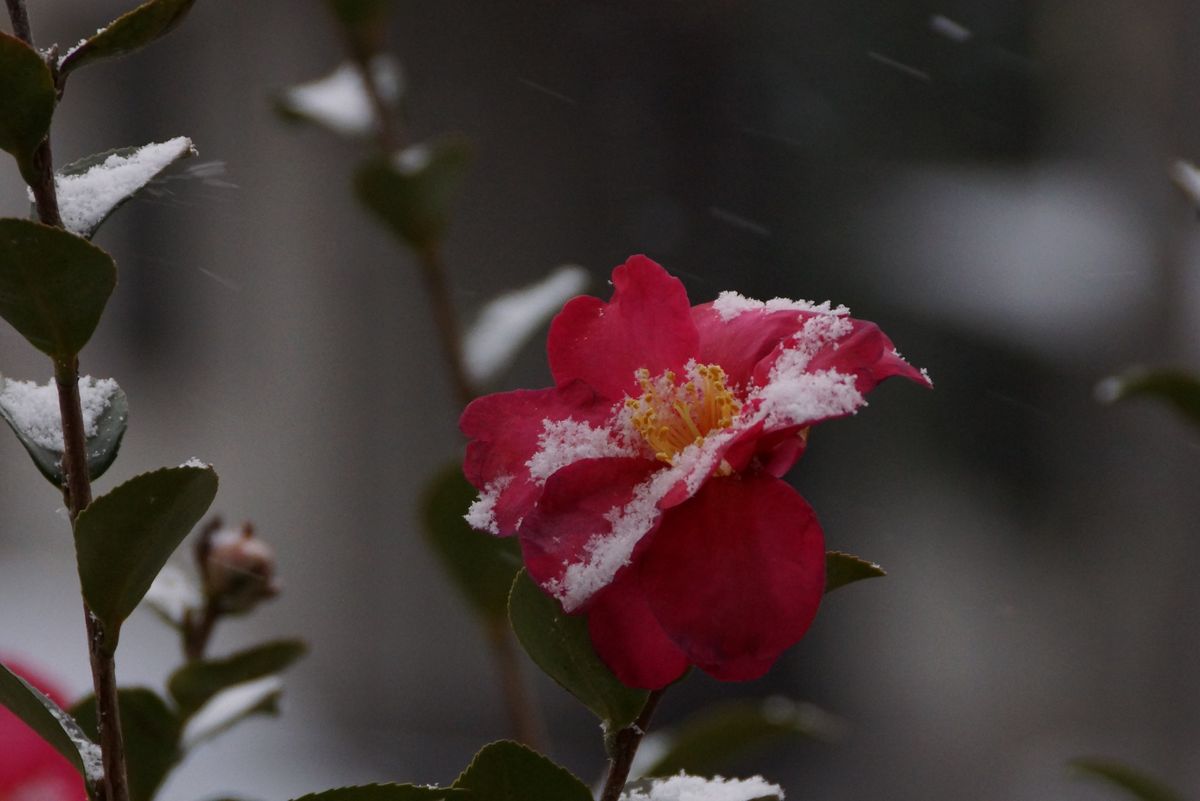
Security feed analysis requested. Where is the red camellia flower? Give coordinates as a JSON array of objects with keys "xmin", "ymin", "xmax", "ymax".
[
  {"xmin": 461, "ymin": 255, "xmax": 929, "ymax": 689},
  {"xmin": 0, "ymin": 658, "xmax": 86, "ymax": 801}
]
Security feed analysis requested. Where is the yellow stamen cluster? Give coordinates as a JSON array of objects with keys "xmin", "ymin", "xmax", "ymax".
[{"xmin": 626, "ymin": 363, "xmax": 740, "ymax": 464}]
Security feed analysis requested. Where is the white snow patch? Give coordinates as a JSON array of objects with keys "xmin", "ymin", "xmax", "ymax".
[
  {"xmin": 930, "ymin": 14, "xmax": 972, "ymax": 42},
  {"xmin": 0, "ymin": 376, "xmax": 119, "ymax": 451},
  {"xmin": 280, "ymin": 57, "xmax": 402, "ymax": 138},
  {"xmin": 179, "ymin": 457, "xmax": 210, "ymax": 469},
  {"xmin": 393, "ymin": 144, "xmax": 432, "ymax": 174},
  {"xmin": 181, "ymin": 675, "xmax": 283, "ymax": 748},
  {"xmin": 39, "ymin": 137, "xmax": 195, "ymax": 236},
  {"xmin": 144, "ymin": 564, "xmax": 202, "ymax": 625},
  {"xmin": 621, "ymin": 773, "xmax": 783, "ymax": 801},
  {"xmin": 1171, "ymin": 160, "xmax": 1200, "ymax": 210},
  {"xmin": 45, "ymin": 701, "xmax": 104, "ymax": 783},
  {"xmin": 465, "ymin": 476, "xmax": 511, "ymax": 534},
  {"xmin": 464, "ymin": 265, "xmax": 590, "ymax": 384},
  {"xmin": 525, "ymin": 416, "xmax": 631, "ymax": 482},
  {"xmin": 711, "ymin": 291, "xmax": 848, "ymax": 322}
]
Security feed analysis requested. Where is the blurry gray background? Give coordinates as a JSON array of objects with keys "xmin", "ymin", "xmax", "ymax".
[{"xmin": 3, "ymin": 1, "xmax": 1200, "ymax": 799}]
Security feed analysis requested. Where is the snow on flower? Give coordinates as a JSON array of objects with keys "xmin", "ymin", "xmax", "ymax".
[
  {"xmin": 460, "ymin": 255, "xmax": 930, "ymax": 688},
  {"xmin": 0, "ymin": 658, "xmax": 87, "ymax": 801},
  {"xmin": 621, "ymin": 773, "xmax": 784, "ymax": 801}
]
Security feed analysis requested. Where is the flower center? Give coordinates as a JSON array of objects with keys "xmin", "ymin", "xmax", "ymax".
[{"xmin": 625, "ymin": 363, "xmax": 740, "ymax": 464}]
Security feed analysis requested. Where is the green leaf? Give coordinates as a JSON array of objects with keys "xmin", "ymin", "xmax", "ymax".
[
  {"xmin": 354, "ymin": 138, "xmax": 473, "ymax": 253},
  {"xmin": 452, "ymin": 741, "xmax": 593, "ymax": 801},
  {"xmin": 290, "ymin": 786, "xmax": 467, "ymax": 801},
  {"xmin": 0, "ymin": 32, "xmax": 55, "ymax": 183},
  {"xmin": 59, "ymin": 0, "xmax": 198, "ymax": 77},
  {"xmin": 0, "ymin": 660, "xmax": 100, "ymax": 785},
  {"xmin": 53, "ymin": 138, "xmax": 196, "ymax": 238},
  {"xmin": 1097, "ymin": 367, "xmax": 1200, "ymax": 429},
  {"xmin": 180, "ymin": 676, "xmax": 282, "ymax": 748},
  {"xmin": 422, "ymin": 465, "xmax": 522, "ymax": 622},
  {"xmin": 642, "ymin": 698, "xmax": 846, "ymax": 778},
  {"xmin": 508, "ymin": 569, "xmax": 647, "ymax": 730},
  {"xmin": 326, "ymin": 0, "xmax": 393, "ymax": 29},
  {"xmin": 75, "ymin": 464, "xmax": 219, "ymax": 651},
  {"xmin": 71, "ymin": 688, "xmax": 181, "ymax": 801},
  {"xmin": 0, "ymin": 375, "xmax": 128, "ymax": 487},
  {"xmin": 168, "ymin": 639, "xmax": 307, "ymax": 718},
  {"xmin": 0, "ymin": 218, "xmax": 117, "ymax": 362},
  {"xmin": 824, "ymin": 551, "xmax": 886, "ymax": 594},
  {"xmin": 1070, "ymin": 758, "xmax": 1185, "ymax": 801}
]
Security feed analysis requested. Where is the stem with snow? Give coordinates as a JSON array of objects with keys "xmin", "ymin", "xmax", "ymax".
[{"xmin": 599, "ymin": 689, "xmax": 666, "ymax": 801}]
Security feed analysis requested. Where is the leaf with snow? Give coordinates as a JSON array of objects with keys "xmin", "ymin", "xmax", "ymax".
[
  {"xmin": 40, "ymin": 137, "xmax": 196, "ymax": 238},
  {"xmin": 169, "ymin": 639, "xmax": 307, "ymax": 717},
  {"xmin": 276, "ymin": 57, "xmax": 403, "ymax": 139},
  {"xmin": 824, "ymin": 551, "xmax": 886, "ymax": 594},
  {"xmin": 0, "ymin": 218, "xmax": 117, "ymax": 362},
  {"xmin": 0, "ymin": 32, "xmax": 56, "ymax": 183},
  {"xmin": 451, "ymin": 740, "xmax": 593, "ymax": 801},
  {"xmin": 180, "ymin": 675, "xmax": 283, "ymax": 748},
  {"xmin": 142, "ymin": 563, "xmax": 202, "ymax": 628},
  {"xmin": 0, "ymin": 375, "xmax": 128, "ymax": 486},
  {"xmin": 59, "ymin": 0, "xmax": 197, "ymax": 77},
  {"xmin": 71, "ymin": 688, "xmax": 181, "ymax": 801},
  {"xmin": 1096, "ymin": 367, "xmax": 1200, "ymax": 429},
  {"xmin": 75, "ymin": 465, "xmax": 219, "ymax": 652},
  {"xmin": 464, "ymin": 265, "xmax": 589, "ymax": 385},
  {"xmin": 621, "ymin": 774, "xmax": 783, "ymax": 801},
  {"xmin": 354, "ymin": 137, "xmax": 473, "ymax": 252},
  {"xmin": 0, "ymin": 660, "xmax": 103, "ymax": 787}
]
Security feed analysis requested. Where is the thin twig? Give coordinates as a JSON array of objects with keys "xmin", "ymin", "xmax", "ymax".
[
  {"xmin": 4, "ymin": 0, "xmax": 33, "ymax": 42},
  {"xmin": 599, "ymin": 689, "xmax": 666, "ymax": 801},
  {"xmin": 417, "ymin": 244, "xmax": 476, "ymax": 407}
]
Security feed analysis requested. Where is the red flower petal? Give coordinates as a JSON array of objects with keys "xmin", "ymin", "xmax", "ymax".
[
  {"xmin": 638, "ymin": 473, "xmax": 825, "ymax": 682},
  {"xmin": 548, "ymin": 255, "xmax": 699, "ymax": 399},
  {"xmin": 518, "ymin": 456, "xmax": 661, "ymax": 604},
  {"xmin": 586, "ymin": 572, "xmax": 690, "ymax": 689},
  {"xmin": 460, "ymin": 380, "xmax": 614, "ymax": 534},
  {"xmin": 691, "ymin": 302, "xmax": 812, "ymax": 389}
]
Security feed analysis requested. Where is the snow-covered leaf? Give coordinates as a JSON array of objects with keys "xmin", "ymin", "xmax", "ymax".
[
  {"xmin": 59, "ymin": 0, "xmax": 197, "ymax": 77},
  {"xmin": 0, "ymin": 660, "xmax": 102, "ymax": 787},
  {"xmin": 1070, "ymin": 758, "xmax": 1184, "ymax": 801},
  {"xmin": 354, "ymin": 137, "xmax": 473, "ymax": 252},
  {"xmin": 508, "ymin": 569, "xmax": 647, "ymax": 731},
  {"xmin": 0, "ymin": 375, "xmax": 128, "ymax": 487},
  {"xmin": 45, "ymin": 138, "xmax": 196, "ymax": 238},
  {"xmin": 290, "ymin": 785, "xmax": 467, "ymax": 801},
  {"xmin": 824, "ymin": 551, "xmax": 886, "ymax": 594},
  {"xmin": 71, "ymin": 688, "xmax": 181, "ymax": 801},
  {"xmin": 168, "ymin": 640, "xmax": 307, "ymax": 717},
  {"xmin": 142, "ymin": 563, "xmax": 202, "ymax": 628},
  {"xmin": 180, "ymin": 675, "xmax": 282, "ymax": 748},
  {"xmin": 620, "ymin": 773, "xmax": 783, "ymax": 801},
  {"xmin": 1096, "ymin": 367, "xmax": 1200, "ymax": 429},
  {"xmin": 423, "ymin": 465, "xmax": 522, "ymax": 622},
  {"xmin": 464, "ymin": 265, "xmax": 589, "ymax": 385},
  {"xmin": 75, "ymin": 465, "xmax": 219, "ymax": 652},
  {"xmin": 276, "ymin": 58, "xmax": 402, "ymax": 139},
  {"xmin": 0, "ymin": 32, "xmax": 55, "ymax": 183},
  {"xmin": 639, "ymin": 698, "xmax": 846, "ymax": 779},
  {"xmin": 0, "ymin": 218, "xmax": 116, "ymax": 362},
  {"xmin": 451, "ymin": 740, "xmax": 593, "ymax": 801}
]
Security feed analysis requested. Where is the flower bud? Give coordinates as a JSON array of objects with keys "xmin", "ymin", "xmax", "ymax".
[{"xmin": 201, "ymin": 522, "xmax": 280, "ymax": 614}]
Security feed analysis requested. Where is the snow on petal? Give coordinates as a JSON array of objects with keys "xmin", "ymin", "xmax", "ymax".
[
  {"xmin": 0, "ymin": 376, "xmax": 119, "ymax": 452},
  {"xmin": 279, "ymin": 57, "xmax": 402, "ymax": 138},
  {"xmin": 465, "ymin": 475, "xmax": 511, "ymax": 534},
  {"xmin": 621, "ymin": 773, "xmax": 784, "ymax": 801},
  {"xmin": 525, "ymin": 417, "xmax": 634, "ymax": 482},
  {"xmin": 711, "ymin": 290, "xmax": 848, "ymax": 322},
  {"xmin": 42, "ymin": 138, "xmax": 195, "ymax": 237},
  {"xmin": 464, "ymin": 265, "xmax": 590, "ymax": 384}
]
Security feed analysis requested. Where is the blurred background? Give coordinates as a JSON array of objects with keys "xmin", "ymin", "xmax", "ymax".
[{"xmin": 3, "ymin": 1, "xmax": 1200, "ymax": 798}]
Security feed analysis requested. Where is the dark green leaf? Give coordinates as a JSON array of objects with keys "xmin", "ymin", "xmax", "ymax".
[
  {"xmin": 53, "ymin": 138, "xmax": 196, "ymax": 238},
  {"xmin": 326, "ymin": 0, "xmax": 392, "ymax": 28},
  {"xmin": 451, "ymin": 741, "xmax": 593, "ymax": 801},
  {"xmin": 0, "ymin": 660, "xmax": 99, "ymax": 785},
  {"xmin": 59, "ymin": 0, "xmax": 197, "ymax": 76},
  {"xmin": 75, "ymin": 465, "xmax": 219, "ymax": 651},
  {"xmin": 1097, "ymin": 367, "xmax": 1200, "ymax": 429},
  {"xmin": 423, "ymin": 465, "xmax": 522, "ymax": 622},
  {"xmin": 292, "ymin": 787, "xmax": 467, "ymax": 801},
  {"xmin": 180, "ymin": 676, "xmax": 282, "ymax": 747},
  {"xmin": 508, "ymin": 570, "xmax": 647, "ymax": 730},
  {"xmin": 0, "ymin": 375, "xmax": 128, "ymax": 487},
  {"xmin": 0, "ymin": 218, "xmax": 117, "ymax": 362},
  {"xmin": 168, "ymin": 639, "xmax": 307, "ymax": 717},
  {"xmin": 354, "ymin": 138, "xmax": 473, "ymax": 253},
  {"xmin": 71, "ymin": 688, "xmax": 181, "ymax": 801},
  {"xmin": 0, "ymin": 32, "xmax": 55, "ymax": 183},
  {"xmin": 824, "ymin": 551, "xmax": 886, "ymax": 594},
  {"xmin": 1070, "ymin": 758, "xmax": 1185, "ymax": 801},
  {"xmin": 643, "ymin": 698, "xmax": 846, "ymax": 778}
]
